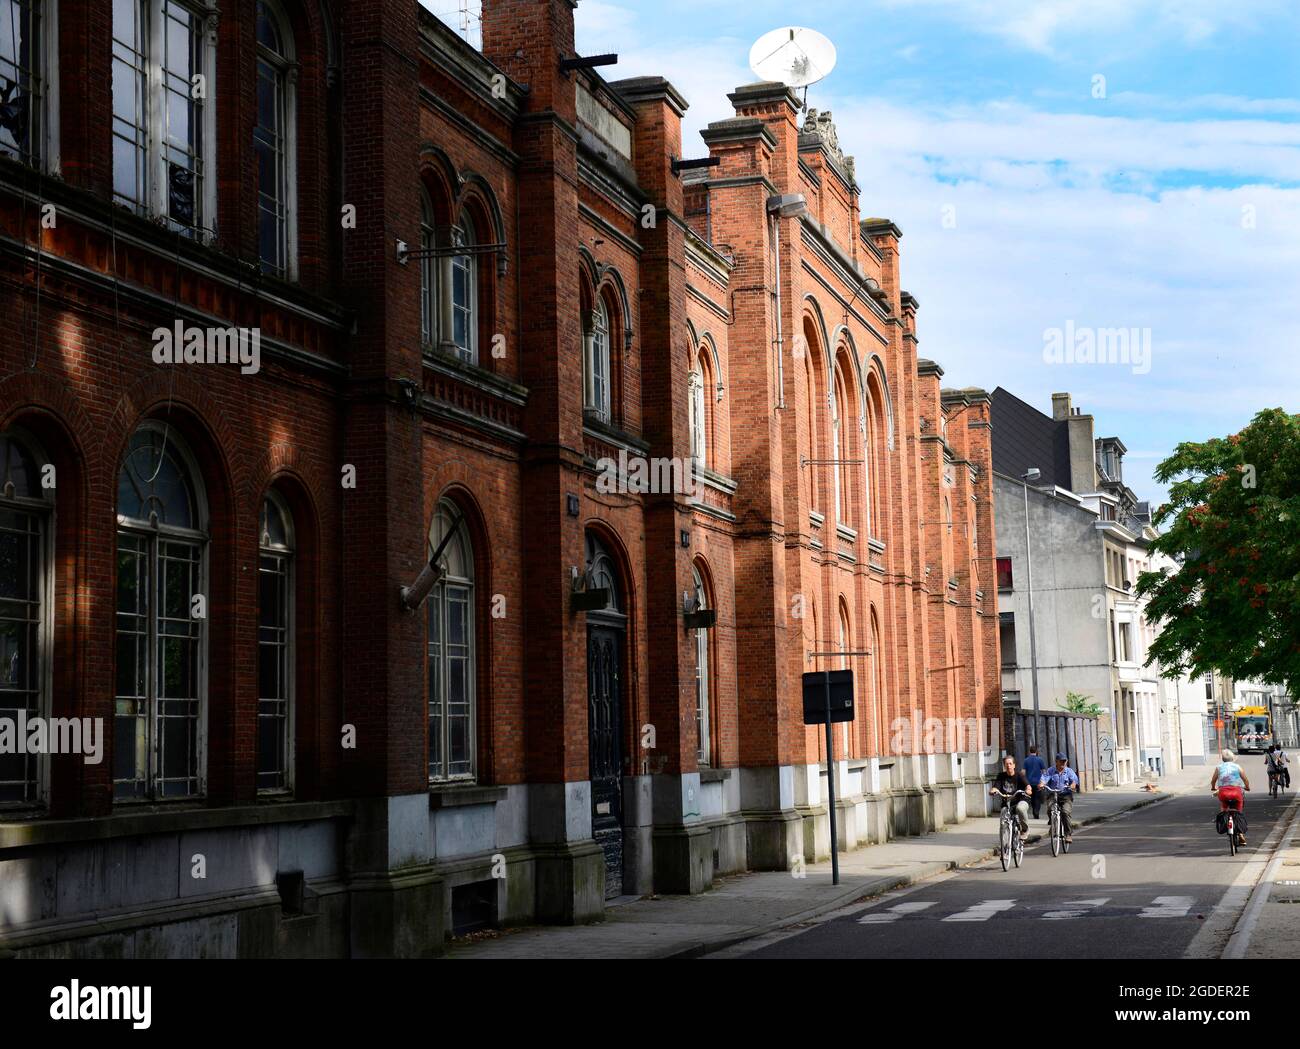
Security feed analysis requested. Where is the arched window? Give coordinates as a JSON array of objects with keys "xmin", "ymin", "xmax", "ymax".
[
  {"xmin": 258, "ymin": 492, "xmax": 294, "ymax": 792},
  {"xmin": 0, "ymin": 430, "xmax": 51, "ymax": 805},
  {"xmin": 419, "ymin": 186, "xmax": 438, "ymax": 347},
  {"xmin": 114, "ymin": 424, "xmax": 207, "ymax": 800},
  {"xmin": 585, "ymin": 296, "xmax": 611, "ymax": 422},
  {"xmin": 428, "ymin": 498, "xmax": 475, "ymax": 782},
  {"xmin": 112, "ymin": 0, "xmax": 216, "ymax": 236},
  {"xmin": 449, "ymin": 214, "xmax": 477, "ymax": 364},
  {"xmin": 942, "ymin": 494, "xmax": 954, "ymax": 577},
  {"xmin": 688, "ymin": 361, "xmax": 706, "ymax": 468},
  {"xmin": 803, "ymin": 357, "xmax": 817, "ymax": 511},
  {"xmin": 255, "ymin": 0, "xmax": 296, "ymax": 278},
  {"xmin": 692, "ymin": 563, "xmax": 711, "ymax": 766},
  {"xmin": 871, "ymin": 611, "xmax": 885, "ymax": 755},
  {"xmin": 832, "ymin": 369, "xmax": 846, "ymax": 523},
  {"xmin": 0, "ymin": 0, "xmax": 53, "ymax": 168}
]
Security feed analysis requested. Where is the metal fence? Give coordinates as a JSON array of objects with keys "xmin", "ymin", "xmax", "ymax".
[{"xmin": 1002, "ymin": 707, "xmax": 1101, "ymax": 792}]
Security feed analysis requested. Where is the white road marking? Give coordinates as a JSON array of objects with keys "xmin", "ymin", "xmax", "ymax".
[
  {"xmin": 857, "ymin": 901, "xmax": 937, "ymax": 924},
  {"xmin": 942, "ymin": 899, "xmax": 1016, "ymax": 922},
  {"xmin": 1042, "ymin": 898, "xmax": 1109, "ymax": 920},
  {"xmin": 1139, "ymin": 895, "xmax": 1194, "ymax": 918}
]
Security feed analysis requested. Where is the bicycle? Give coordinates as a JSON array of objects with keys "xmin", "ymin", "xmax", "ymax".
[
  {"xmin": 992, "ymin": 789, "xmax": 1028, "ymax": 871},
  {"xmin": 1215, "ymin": 788, "xmax": 1248, "ymax": 856},
  {"xmin": 1042, "ymin": 787, "xmax": 1071, "ymax": 856},
  {"xmin": 1268, "ymin": 761, "xmax": 1288, "ymax": 798}
]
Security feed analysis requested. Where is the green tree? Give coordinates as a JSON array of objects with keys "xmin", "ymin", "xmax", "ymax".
[
  {"xmin": 1063, "ymin": 691, "xmax": 1103, "ymax": 717},
  {"xmin": 1137, "ymin": 408, "xmax": 1300, "ymax": 695}
]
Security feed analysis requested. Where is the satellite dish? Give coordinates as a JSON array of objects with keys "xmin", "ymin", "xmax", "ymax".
[{"xmin": 749, "ymin": 27, "xmax": 837, "ymax": 90}]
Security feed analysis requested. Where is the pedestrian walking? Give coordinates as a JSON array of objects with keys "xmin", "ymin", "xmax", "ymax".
[{"xmin": 1023, "ymin": 745, "xmax": 1046, "ymax": 819}]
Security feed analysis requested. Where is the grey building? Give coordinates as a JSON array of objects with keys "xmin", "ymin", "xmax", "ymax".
[{"xmin": 991, "ymin": 389, "xmax": 1170, "ymax": 785}]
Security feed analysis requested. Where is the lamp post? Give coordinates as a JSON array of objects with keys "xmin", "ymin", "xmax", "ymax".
[{"xmin": 1022, "ymin": 469, "xmax": 1042, "ymax": 749}]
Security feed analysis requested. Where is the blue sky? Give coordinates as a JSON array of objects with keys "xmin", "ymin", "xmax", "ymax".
[{"xmin": 427, "ymin": 0, "xmax": 1300, "ymax": 507}]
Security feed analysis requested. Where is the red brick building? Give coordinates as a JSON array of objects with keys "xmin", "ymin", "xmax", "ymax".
[{"xmin": 0, "ymin": 0, "xmax": 999, "ymax": 957}]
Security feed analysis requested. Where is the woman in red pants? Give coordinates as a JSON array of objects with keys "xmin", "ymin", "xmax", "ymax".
[{"xmin": 1211, "ymin": 749, "xmax": 1251, "ymax": 845}]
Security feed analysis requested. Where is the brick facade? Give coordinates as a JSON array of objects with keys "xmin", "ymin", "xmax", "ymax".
[{"xmin": 0, "ymin": 0, "xmax": 999, "ymax": 957}]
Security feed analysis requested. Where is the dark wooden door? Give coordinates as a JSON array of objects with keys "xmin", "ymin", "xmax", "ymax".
[{"xmin": 587, "ymin": 622, "xmax": 624, "ymax": 899}]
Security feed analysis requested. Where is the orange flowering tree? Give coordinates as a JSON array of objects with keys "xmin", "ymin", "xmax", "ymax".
[{"xmin": 1137, "ymin": 408, "xmax": 1300, "ymax": 696}]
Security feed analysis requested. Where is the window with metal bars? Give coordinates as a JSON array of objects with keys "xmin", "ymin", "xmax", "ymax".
[
  {"xmin": 114, "ymin": 425, "xmax": 207, "ymax": 801},
  {"xmin": 257, "ymin": 493, "xmax": 293, "ymax": 792},
  {"xmin": 112, "ymin": 0, "xmax": 213, "ymax": 237}
]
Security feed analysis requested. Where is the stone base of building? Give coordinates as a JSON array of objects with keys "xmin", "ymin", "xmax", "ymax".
[{"xmin": 0, "ymin": 756, "xmax": 998, "ymax": 958}]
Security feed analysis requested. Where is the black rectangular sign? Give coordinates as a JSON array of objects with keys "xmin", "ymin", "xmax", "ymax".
[{"xmin": 802, "ymin": 669, "xmax": 855, "ymax": 724}]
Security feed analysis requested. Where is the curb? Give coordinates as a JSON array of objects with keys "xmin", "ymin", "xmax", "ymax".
[{"xmin": 662, "ymin": 787, "xmax": 1178, "ymax": 959}]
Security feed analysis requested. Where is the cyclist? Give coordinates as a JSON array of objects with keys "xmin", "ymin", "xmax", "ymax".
[
  {"xmin": 990, "ymin": 755, "xmax": 1032, "ymax": 835},
  {"xmin": 1039, "ymin": 752, "xmax": 1081, "ymax": 844},
  {"xmin": 1210, "ymin": 749, "xmax": 1250, "ymax": 845},
  {"xmin": 1266, "ymin": 744, "xmax": 1291, "ymax": 790}
]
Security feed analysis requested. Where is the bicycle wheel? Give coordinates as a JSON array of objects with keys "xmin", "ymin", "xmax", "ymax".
[
  {"xmin": 1013, "ymin": 827, "xmax": 1024, "ymax": 867},
  {"xmin": 999, "ymin": 816, "xmax": 1011, "ymax": 871},
  {"xmin": 1062, "ymin": 826, "xmax": 1071, "ymax": 854},
  {"xmin": 1227, "ymin": 814, "xmax": 1237, "ymax": 856},
  {"xmin": 1050, "ymin": 808, "xmax": 1061, "ymax": 857}
]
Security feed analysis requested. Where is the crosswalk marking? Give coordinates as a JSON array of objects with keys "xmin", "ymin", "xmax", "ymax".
[
  {"xmin": 1139, "ymin": 895, "xmax": 1194, "ymax": 919},
  {"xmin": 1042, "ymin": 898, "xmax": 1109, "ymax": 920},
  {"xmin": 846, "ymin": 895, "xmax": 1197, "ymax": 924},
  {"xmin": 857, "ymin": 901, "xmax": 937, "ymax": 924},
  {"xmin": 942, "ymin": 899, "xmax": 1016, "ymax": 922}
]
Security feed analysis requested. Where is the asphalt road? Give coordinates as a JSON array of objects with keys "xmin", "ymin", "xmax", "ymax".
[{"xmin": 733, "ymin": 758, "xmax": 1295, "ymax": 959}]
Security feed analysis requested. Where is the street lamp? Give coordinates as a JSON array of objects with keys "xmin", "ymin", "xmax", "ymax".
[{"xmin": 1021, "ymin": 469, "xmax": 1042, "ymax": 747}]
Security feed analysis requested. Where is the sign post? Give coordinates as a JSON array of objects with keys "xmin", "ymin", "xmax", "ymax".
[{"xmin": 802, "ymin": 668, "xmax": 855, "ymax": 885}]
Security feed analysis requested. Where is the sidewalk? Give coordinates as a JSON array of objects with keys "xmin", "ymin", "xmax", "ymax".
[
  {"xmin": 1230, "ymin": 788, "xmax": 1300, "ymax": 959},
  {"xmin": 447, "ymin": 766, "xmax": 1206, "ymax": 959}
]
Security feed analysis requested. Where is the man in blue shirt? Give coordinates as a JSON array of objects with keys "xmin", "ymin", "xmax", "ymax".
[
  {"xmin": 1022, "ymin": 745, "xmax": 1047, "ymax": 819},
  {"xmin": 1039, "ymin": 752, "xmax": 1081, "ymax": 843}
]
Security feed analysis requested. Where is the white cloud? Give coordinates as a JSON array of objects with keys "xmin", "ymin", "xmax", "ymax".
[{"xmin": 880, "ymin": 0, "xmax": 1289, "ymax": 55}]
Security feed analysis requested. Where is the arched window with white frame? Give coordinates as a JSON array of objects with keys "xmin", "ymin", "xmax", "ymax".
[
  {"xmin": 255, "ymin": 0, "xmax": 297, "ymax": 279},
  {"xmin": 832, "ymin": 368, "xmax": 846, "ymax": 523},
  {"xmin": 688, "ymin": 361, "xmax": 706, "ymax": 469},
  {"xmin": 585, "ymin": 295, "xmax": 611, "ymax": 422},
  {"xmin": 0, "ymin": 430, "xmax": 52, "ymax": 806},
  {"xmin": 419, "ymin": 186, "xmax": 438, "ymax": 347},
  {"xmin": 448, "ymin": 213, "xmax": 477, "ymax": 364},
  {"xmin": 114, "ymin": 423, "xmax": 208, "ymax": 800},
  {"xmin": 428, "ymin": 498, "xmax": 475, "ymax": 783},
  {"xmin": 692, "ymin": 563, "xmax": 711, "ymax": 766},
  {"xmin": 257, "ymin": 491, "xmax": 294, "ymax": 792}
]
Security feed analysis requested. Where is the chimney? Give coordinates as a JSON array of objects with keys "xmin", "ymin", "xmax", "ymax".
[{"xmin": 1052, "ymin": 392, "xmax": 1072, "ymax": 421}]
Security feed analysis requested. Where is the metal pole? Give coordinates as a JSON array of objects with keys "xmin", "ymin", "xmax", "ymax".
[
  {"xmin": 1023, "ymin": 478, "xmax": 1042, "ymax": 743},
  {"xmin": 824, "ymin": 672, "xmax": 840, "ymax": 885}
]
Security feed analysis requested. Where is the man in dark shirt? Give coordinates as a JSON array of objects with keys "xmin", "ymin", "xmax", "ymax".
[
  {"xmin": 990, "ymin": 755, "xmax": 1032, "ymax": 834},
  {"xmin": 1022, "ymin": 746, "xmax": 1047, "ymax": 819}
]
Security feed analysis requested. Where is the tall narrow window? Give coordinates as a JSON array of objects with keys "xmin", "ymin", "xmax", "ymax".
[
  {"xmin": 0, "ymin": 432, "xmax": 49, "ymax": 805},
  {"xmin": 257, "ymin": 493, "xmax": 293, "ymax": 792},
  {"xmin": 693, "ymin": 564, "xmax": 710, "ymax": 766},
  {"xmin": 112, "ymin": 0, "xmax": 214, "ymax": 235},
  {"xmin": 419, "ymin": 187, "xmax": 437, "ymax": 347},
  {"xmin": 0, "ymin": 0, "xmax": 47, "ymax": 167},
  {"xmin": 585, "ymin": 297, "xmax": 610, "ymax": 422},
  {"xmin": 115, "ymin": 425, "xmax": 207, "ymax": 800},
  {"xmin": 448, "ymin": 217, "xmax": 477, "ymax": 364},
  {"xmin": 428, "ymin": 499, "xmax": 474, "ymax": 783},
  {"xmin": 255, "ymin": 1, "xmax": 295, "ymax": 278},
  {"xmin": 832, "ymin": 371, "xmax": 844, "ymax": 522},
  {"xmin": 688, "ymin": 366, "xmax": 706, "ymax": 468}
]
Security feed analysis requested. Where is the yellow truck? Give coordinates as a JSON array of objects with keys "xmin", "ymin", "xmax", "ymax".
[{"xmin": 1233, "ymin": 706, "xmax": 1273, "ymax": 754}]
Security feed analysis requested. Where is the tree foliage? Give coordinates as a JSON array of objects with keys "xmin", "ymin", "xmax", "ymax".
[{"xmin": 1137, "ymin": 408, "xmax": 1300, "ymax": 695}]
